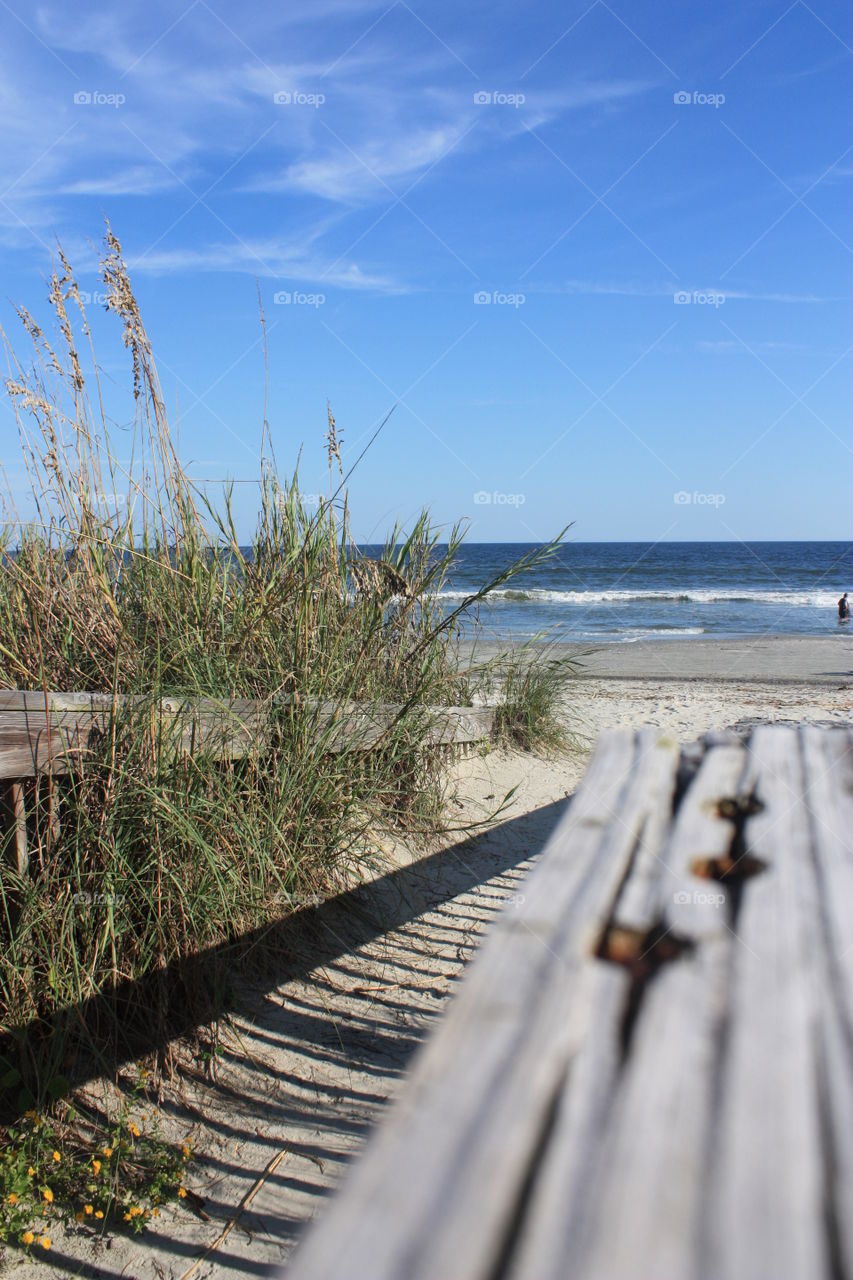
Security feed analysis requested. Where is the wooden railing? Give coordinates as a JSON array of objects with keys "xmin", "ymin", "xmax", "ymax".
[
  {"xmin": 0, "ymin": 691, "xmax": 496, "ymax": 876},
  {"xmin": 283, "ymin": 724, "xmax": 853, "ymax": 1280}
]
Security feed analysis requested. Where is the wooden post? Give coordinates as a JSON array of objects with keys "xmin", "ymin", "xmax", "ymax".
[
  {"xmin": 4, "ymin": 778, "xmax": 28, "ymax": 880},
  {"xmin": 2, "ymin": 780, "xmax": 28, "ymax": 877}
]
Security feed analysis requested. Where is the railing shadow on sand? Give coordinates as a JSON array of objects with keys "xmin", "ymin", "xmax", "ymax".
[{"xmin": 2, "ymin": 795, "xmax": 571, "ymax": 1131}]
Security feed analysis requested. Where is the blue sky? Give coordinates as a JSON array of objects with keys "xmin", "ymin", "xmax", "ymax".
[{"xmin": 0, "ymin": 0, "xmax": 850, "ymax": 542}]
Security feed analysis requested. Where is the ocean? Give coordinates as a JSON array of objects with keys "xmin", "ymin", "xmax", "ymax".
[{"xmin": 422, "ymin": 541, "xmax": 853, "ymax": 643}]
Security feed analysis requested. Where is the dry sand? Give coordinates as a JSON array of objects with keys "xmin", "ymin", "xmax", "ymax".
[{"xmin": 7, "ymin": 638, "xmax": 851, "ymax": 1280}]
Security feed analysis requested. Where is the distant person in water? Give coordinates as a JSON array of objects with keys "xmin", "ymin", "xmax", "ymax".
[{"xmin": 839, "ymin": 592, "xmax": 850, "ymax": 621}]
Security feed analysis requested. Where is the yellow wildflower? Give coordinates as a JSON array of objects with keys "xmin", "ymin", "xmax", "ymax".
[
  {"xmin": 92, "ymin": 1160, "xmax": 102, "ymax": 1175},
  {"xmin": 21, "ymin": 1231, "xmax": 34, "ymax": 1245},
  {"xmin": 39, "ymin": 1236, "xmax": 51, "ymax": 1250},
  {"xmin": 103, "ymin": 1146, "xmax": 113, "ymax": 1158},
  {"xmin": 84, "ymin": 1204, "xmax": 93, "ymax": 1216},
  {"xmin": 177, "ymin": 1187, "xmax": 187, "ymax": 1198},
  {"xmin": 27, "ymin": 1167, "xmax": 35, "ymax": 1177},
  {"xmin": 123, "ymin": 1212, "xmax": 131, "ymax": 1222},
  {"xmin": 52, "ymin": 1150, "xmax": 61, "ymax": 1163},
  {"xmin": 42, "ymin": 1187, "xmax": 54, "ymax": 1204},
  {"xmin": 181, "ymin": 1144, "xmax": 191, "ymax": 1159},
  {"xmin": 95, "ymin": 1210, "xmax": 104, "ymax": 1219},
  {"xmin": 129, "ymin": 1123, "xmax": 141, "ymax": 1138},
  {"xmin": 129, "ymin": 1206, "xmax": 142, "ymax": 1217},
  {"xmin": 7, "ymin": 1193, "xmax": 18, "ymax": 1205}
]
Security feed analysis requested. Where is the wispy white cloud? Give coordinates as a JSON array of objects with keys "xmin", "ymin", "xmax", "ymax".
[
  {"xmin": 128, "ymin": 236, "xmax": 404, "ymax": 292},
  {"xmin": 253, "ymin": 125, "xmax": 468, "ymax": 200},
  {"xmin": 553, "ymin": 279, "xmax": 847, "ymax": 302},
  {"xmin": 59, "ymin": 166, "xmax": 179, "ymax": 196},
  {"xmin": 696, "ymin": 339, "xmax": 811, "ymax": 353},
  {"xmin": 510, "ymin": 77, "xmax": 658, "ymax": 127},
  {"xmin": 723, "ymin": 287, "xmax": 849, "ymax": 303},
  {"xmin": 557, "ymin": 278, "xmax": 663, "ymax": 296},
  {"xmin": 768, "ymin": 49, "xmax": 852, "ymax": 85}
]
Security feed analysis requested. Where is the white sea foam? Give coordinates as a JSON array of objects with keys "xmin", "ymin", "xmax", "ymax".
[
  {"xmin": 437, "ymin": 588, "xmax": 840, "ymax": 607},
  {"xmin": 614, "ymin": 627, "xmax": 707, "ymax": 642}
]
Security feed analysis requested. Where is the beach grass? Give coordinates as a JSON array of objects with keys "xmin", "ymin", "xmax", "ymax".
[
  {"xmin": 484, "ymin": 641, "xmax": 581, "ymax": 753},
  {"xmin": 0, "ymin": 226, "xmax": 567, "ymax": 1112}
]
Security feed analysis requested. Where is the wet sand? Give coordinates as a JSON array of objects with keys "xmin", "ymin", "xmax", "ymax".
[
  {"xmin": 471, "ymin": 634, "xmax": 853, "ymax": 684},
  {"xmin": 571, "ymin": 634, "xmax": 853, "ymax": 682}
]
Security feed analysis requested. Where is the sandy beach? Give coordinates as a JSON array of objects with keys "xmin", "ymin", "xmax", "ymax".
[
  {"xmin": 462, "ymin": 635, "xmax": 853, "ymax": 823},
  {"xmin": 9, "ymin": 636, "xmax": 851, "ymax": 1280}
]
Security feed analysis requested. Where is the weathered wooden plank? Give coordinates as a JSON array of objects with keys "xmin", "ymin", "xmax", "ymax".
[
  {"xmin": 0, "ymin": 695, "xmax": 496, "ymax": 777},
  {"xmin": 284, "ymin": 731, "xmax": 683, "ymax": 1280},
  {"xmin": 665, "ymin": 739, "xmax": 748, "ymax": 939},
  {"xmin": 317, "ymin": 704, "xmax": 496, "ymax": 752},
  {"xmin": 702, "ymin": 726, "xmax": 829, "ymax": 1280},
  {"xmin": 799, "ymin": 725, "xmax": 853, "ymax": 1278},
  {"xmin": 506, "ymin": 738, "xmax": 748, "ymax": 1280},
  {"xmin": 0, "ymin": 717, "xmax": 74, "ymax": 777},
  {"xmin": 0, "ymin": 704, "xmax": 265, "ymax": 773},
  {"xmin": 502, "ymin": 731, "xmax": 683, "ymax": 1280},
  {"xmin": 585, "ymin": 937, "xmax": 732, "ymax": 1280},
  {"xmin": 600, "ymin": 730, "xmax": 680, "ymax": 934},
  {"xmin": 0, "ymin": 690, "xmax": 492, "ymax": 722},
  {"xmin": 0, "ymin": 691, "xmax": 119, "ymax": 711}
]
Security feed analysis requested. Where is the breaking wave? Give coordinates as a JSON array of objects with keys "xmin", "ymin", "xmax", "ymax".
[{"xmin": 437, "ymin": 588, "xmax": 839, "ymax": 607}]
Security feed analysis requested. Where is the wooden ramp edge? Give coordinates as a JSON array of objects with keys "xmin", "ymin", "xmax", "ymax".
[{"xmin": 281, "ymin": 724, "xmax": 853, "ymax": 1280}]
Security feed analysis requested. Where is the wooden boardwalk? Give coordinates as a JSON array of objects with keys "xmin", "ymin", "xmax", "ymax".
[{"xmin": 284, "ymin": 724, "xmax": 853, "ymax": 1280}]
